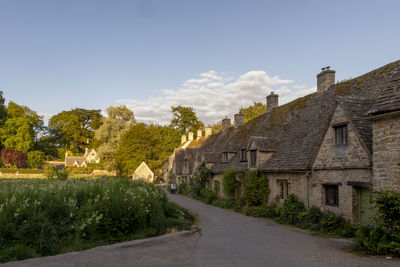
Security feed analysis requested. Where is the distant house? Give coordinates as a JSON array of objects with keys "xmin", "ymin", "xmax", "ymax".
[
  {"xmin": 65, "ymin": 148, "xmax": 100, "ymax": 167},
  {"xmin": 132, "ymin": 162, "xmax": 154, "ymax": 182}
]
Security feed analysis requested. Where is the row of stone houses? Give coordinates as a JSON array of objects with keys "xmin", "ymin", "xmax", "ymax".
[{"xmin": 166, "ymin": 60, "xmax": 400, "ymax": 224}]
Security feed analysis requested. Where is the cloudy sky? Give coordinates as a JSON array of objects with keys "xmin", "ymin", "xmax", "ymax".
[{"xmin": 0, "ymin": 0, "xmax": 399, "ymax": 125}]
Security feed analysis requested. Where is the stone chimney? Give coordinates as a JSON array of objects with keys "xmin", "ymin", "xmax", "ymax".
[
  {"xmin": 181, "ymin": 134, "xmax": 187, "ymax": 144},
  {"xmin": 188, "ymin": 132, "xmax": 194, "ymax": 141},
  {"xmin": 234, "ymin": 113, "xmax": 245, "ymax": 128},
  {"xmin": 317, "ymin": 66, "xmax": 335, "ymax": 93},
  {"xmin": 205, "ymin": 127, "xmax": 213, "ymax": 137},
  {"xmin": 266, "ymin": 92, "xmax": 279, "ymax": 112},
  {"xmin": 222, "ymin": 118, "xmax": 231, "ymax": 132},
  {"xmin": 197, "ymin": 129, "xmax": 203, "ymax": 139}
]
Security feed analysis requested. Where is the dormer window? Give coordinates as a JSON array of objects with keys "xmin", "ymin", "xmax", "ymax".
[
  {"xmin": 240, "ymin": 149, "xmax": 247, "ymax": 162},
  {"xmin": 250, "ymin": 150, "xmax": 257, "ymax": 165},
  {"xmin": 222, "ymin": 152, "xmax": 228, "ymax": 163},
  {"xmin": 334, "ymin": 123, "xmax": 348, "ymax": 145}
]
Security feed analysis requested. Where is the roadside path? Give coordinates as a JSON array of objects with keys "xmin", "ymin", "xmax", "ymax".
[{"xmin": 3, "ymin": 194, "xmax": 399, "ymax": 266}]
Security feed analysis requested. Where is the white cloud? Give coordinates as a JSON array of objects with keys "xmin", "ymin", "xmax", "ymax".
[{"xmin": 116, "ymin": 70, "xmax": 316, "ymax": 125}]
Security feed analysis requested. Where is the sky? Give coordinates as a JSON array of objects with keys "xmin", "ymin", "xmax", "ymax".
[{"xmin": 0, "ymin": 0, "xmax": 399, "ymax": 125}]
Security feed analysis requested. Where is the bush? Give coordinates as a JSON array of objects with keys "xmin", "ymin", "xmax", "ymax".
[
  {"xmin": 222, "ymin": 169, "xmax": 238, "ymax": 196},
  {"xmin": 200, "ymin": 189, "xmax": 217, "ymax": 204},
  {"xmin": 241, "ymin": 171, "xmax": 269, "ymax": 206},
  {"xmin": 0, "ymin": 148, "xmax": 27, "ymax": 168},
  {"xmin": 27, "ymin": 150, "xmax": 45, "ymax": 169},
  {"xmin": 43, "ymin": 165, "xmax": 70, "ymax": 179},
  {"xmin": 211, "ymin": 199, "xmax": 237, "ymax": 209},
  {"xmin": 244, "ymin": 205, "xmax": 276, "ymax": 218},
  {"xmin": 355, "ymin": 191, "xmax": 400, "ymax": 255},
  {"xmin": 279, "ymin": 194, "xmax": 305, "ymax": 224},
  {"xmin": 0, "ymin": 178, "xmax": 193, "ymax": 263}
]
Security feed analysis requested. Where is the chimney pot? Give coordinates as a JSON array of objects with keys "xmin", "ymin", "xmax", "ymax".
[
  {"xmin": 188, "ymin": 132, "xmax": 194, "ymax": 141},
  {"xmin": 266, "ymin": 92, "xmax": 279, "ymax": 112},
  {"xmin": 317, "ymin": 67, "xmax": 335, "ymax": 93},
  {"xmin": 234, "ymin": 113, "xmax": 245, "ymax": 128},
  {"xmin": 181, "ymin": 134, "xmax": 187, "ymax": 144},
  {"xmin": 222, "ymin": 118, "xmax": 231, "ymax": 132}
]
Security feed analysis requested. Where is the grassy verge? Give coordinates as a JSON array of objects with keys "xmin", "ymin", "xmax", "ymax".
[{"xmin": 0, "ymin": 178, "xmax": 193, "ymax": 263}]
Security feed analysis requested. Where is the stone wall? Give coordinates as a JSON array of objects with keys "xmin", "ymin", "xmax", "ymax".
[
  {"xmin": 313, "ymin": 105, "xmax": 371, "ymax": 169},
  {"xmin": 310, "ymin": 169, "xmax": 372, "ymax": 223},
  {"xmin": 372, "ymin": 115, "xmax": 400, "ymax": 191},
  {"xmin": 267, "ymin": 172, "xmax": 308, "ymax": 204}
]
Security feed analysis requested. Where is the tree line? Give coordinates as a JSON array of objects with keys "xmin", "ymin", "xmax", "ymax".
[{"xmin": 0, "ymin": 90, "xmax": 265, "ymax": 177}]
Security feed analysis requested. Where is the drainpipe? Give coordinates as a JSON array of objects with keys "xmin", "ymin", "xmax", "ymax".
[{"xmin": 306, "ymin": 171, "xmax": 311, "ymax": 209}]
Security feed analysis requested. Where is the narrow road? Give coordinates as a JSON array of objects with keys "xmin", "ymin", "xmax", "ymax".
[
  {"xmin": 168, "ymin": 194, "xmax": 398, "ymax": 267},
  {"xmin": 3, "ymin": 194, "xmax": 399, "ymax": 267}
]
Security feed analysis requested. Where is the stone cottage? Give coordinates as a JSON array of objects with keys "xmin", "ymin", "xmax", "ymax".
[
  {"xmin": 132, "ymin": 161, "xmax": 154, "ymax": 182},
  {"xmin": 166, "ymin": 60, "xmax": 400, "ymax": 224},
  {"xmin": 65, "ymin": 148, "xmax": 100, "ymax": 167}
]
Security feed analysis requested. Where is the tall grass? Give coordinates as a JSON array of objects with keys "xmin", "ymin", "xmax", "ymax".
[{"xmin": 0, "ymin": 178, "xmax": 193, "ymax": 263}]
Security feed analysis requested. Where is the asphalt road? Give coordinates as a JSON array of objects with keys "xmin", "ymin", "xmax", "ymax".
[{"xmin": 3, "ymin": 194, "xmax": 399, "ymax": 267}]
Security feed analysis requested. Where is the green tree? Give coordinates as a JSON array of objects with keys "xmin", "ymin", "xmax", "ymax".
[
  {"xmin": 0, "ymin": 102, "xmax": 43, "ymax": 152},
  {"xmin": 27, "ymin": 150, "xmax": 45, "ymax": 168},
  {"xmin": 95, "ymin": 105, "xmax": 136, "ymax": 170},
  {"xmin": 239, "ymin": 102, "xmax": 266, "ymax": 123},
  {"xmin": 170, "ymin": 106, "xmax": 204, "ymax": 135},
  {"xmin": 0, "ymin": 91, "xmax": 7, "ymax": 127},
  {"xmin": 116, "ymin": 123, "xmax": 180, "ymax": 176},
  {"xmin": 49, "ymin": 108, "xmax": 103, "ymax": 152}
]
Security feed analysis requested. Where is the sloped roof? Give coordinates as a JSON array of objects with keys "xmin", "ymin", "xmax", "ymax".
[
  {"xmin": 368, "ymin": 63, "xmax": 400, "ymax": 115},
  {"xmin": 65, "ymin": 156, "xmax": 86, "ymax": 167},
  {"xmin": 199, "ymin": 60, "xmax": 400, "ymax": 172}
]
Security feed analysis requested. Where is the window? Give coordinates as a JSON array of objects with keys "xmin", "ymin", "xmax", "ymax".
[
  {"xmin": 222, "ymin": 152, "xmax": 228, "ymax": 163},
  {"xmin": 240, "ymin": 149, "xmax": 247, "ymax": 162},
  {"xmin": 185, "ymin": 159, "xmax": 188, "ymax": 170},
  {"xmin": 279, "ymin": 180, "xmax": 289, "ymax": 199},
  {"xmin": 250, "ymin": 150, "xmax": 257, "ymax": 165},
  {"xmin": 334, "ymin": 124, "xmax": 348, "ymax": 145},
  {"xmin": 325, "ymin": 185, "xmax": 339, "ymax": 206}
]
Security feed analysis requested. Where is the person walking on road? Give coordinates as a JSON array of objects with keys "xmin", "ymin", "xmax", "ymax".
[{"xmin": 171, "ymin": 182, "xmax": 177, "ymax": 194}]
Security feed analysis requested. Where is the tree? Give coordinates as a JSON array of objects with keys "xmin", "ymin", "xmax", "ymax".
[
  {"xmin": 0, "ymin": 91, "xmax": 7, "ymax": 127},
  {"xmin": 95, "ymin": 105, "xmax": 136, "ymax": 170},
  {"xmin": 115, "ymin": 123, "xmax": 180, "ymax": 176},
  {"xmin": 239, "ymin": 102, "xmax": 266, "ymax": 123},
  {"xmin": 170, "ymin": 106, "xmax": 204, "ymax": 135},
  {"xmin": 48, "ymin": 108, "xmax": 103, "ymax": 152},
  {"xmin": 0, "ymin": 101, "xmax": 43, "ymax": 152},
  {"xmin": 27, "ymin": 150, "xmax": 45, "ymax": 168},
  {"xmin": 0, "ymin": 147, "xmax": 27, "ymax": 167}
]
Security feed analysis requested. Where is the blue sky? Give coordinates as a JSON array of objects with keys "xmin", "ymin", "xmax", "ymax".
[{"xmin": 0, "ymin": 0, "xmax": 399, "ymax": 124}]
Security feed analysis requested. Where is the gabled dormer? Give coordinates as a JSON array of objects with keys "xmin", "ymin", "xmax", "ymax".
[{"xmin": 247, "ymin": 137, "xmax": 276, "ymax": 169}]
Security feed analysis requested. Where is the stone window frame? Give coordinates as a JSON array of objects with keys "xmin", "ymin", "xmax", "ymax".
[
  {"xmin": 250, "ymin": 149, "xmax": 257, "ymax": 166},
  {"xmin": 222, "ymin": 152, "xmax": 229, "ymax": 163},
  {"xmin": 240, "ymin": 149, "xmax": 248, "ymax": 162},
  {"xmin": 333, "ymin": 122, "xmax": 348, "ymax": 146},
  {"xmin": 277, "ymin": 179, "xmax": 289, "ymax": 200},
  {"xmin": 324, "ymin": 184, "xmax": 339, "ymax": 207}
]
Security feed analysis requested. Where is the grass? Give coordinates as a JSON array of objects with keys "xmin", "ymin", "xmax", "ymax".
[{"xmin": 0, "ymin": 178, "xmax": 193, "ymax": 263}]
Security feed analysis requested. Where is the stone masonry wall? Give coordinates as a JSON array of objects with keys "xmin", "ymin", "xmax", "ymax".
[
  {"xmin": 313, "ymin": 105, "xmax": 371, "ymax": 169},
  {"xmin": 310, "ymin": 169, "xmax": 372, "ymax": 224},
  {"xmin": 373, "ymin": 115, "xmax": 400, "ymax": 191},
  {"xmin": 267, "ymin": 172, "xmax": 308, "ymax": 205}
]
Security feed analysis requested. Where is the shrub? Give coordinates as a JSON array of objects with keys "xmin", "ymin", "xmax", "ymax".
[
  {"xmin": 0, "ymin": 179, "xmax": 193, "ymax": 263},
  {"xmin": 279, "ymin": 194, "xmax": 305, "ymax": 224},
  {"xmin": 177, "ymin": 182, "xmax": 189, "ymax": 195},
  {"xmin": 241, "ymin": 170, "xmax": 269, "ymax": 206},
  {"xmin": 211, "ymin": 199, "xmax": 237, "ymax": 209},
  {"xmin": 244, "ymin": 205, "xmax": 276, "ymax": 218},
  {"xmin": 222, "ymin": 169, "xmax": 238, "ymax": 196},
  {"xmin": 0, "ymin": 148, "xmax": 27, "ymax": 168},
  {"xmin": 27, "ymin": 150, "xmax": 45, "ymax": 169},
  {"xmin": 355, "ymin": 191, "xmax": 400, "ymax": 255},
  {"xmin": 43, "ymin": 165, "xmax": 70, "ymax": 179},
  {"xmin": 200, "ymin": 189, "xmax": 217, "ymax": 204}
]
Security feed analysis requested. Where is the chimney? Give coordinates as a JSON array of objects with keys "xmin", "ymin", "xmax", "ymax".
[
  {"xmin": 197, "ymin": 129, "xmax": 203, "ymax": 139},
  {"xmin": 205, "ymin": 127, "xmax": 213, "ymax": 137},
  {"xmin": 222, "ymin": 118, "xmax": 231, "ymax": 132},
  {"xmin": 181, "ymin": 134, "xmax": 187, "ymax": 144},
  {"xmin": 188, "ymin": 132, "xmax": 194, "ymax": 141},
  {"xmin": 266, "ymin": 92, "xmax": 279, "ymax": 112},
  {"xmin": 234, "ymin": 113, "xmax": 245, "ymax": 128},
  {"xmin": 317, "ymin": 66, "xmax": 335, "ymax": 93}
]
